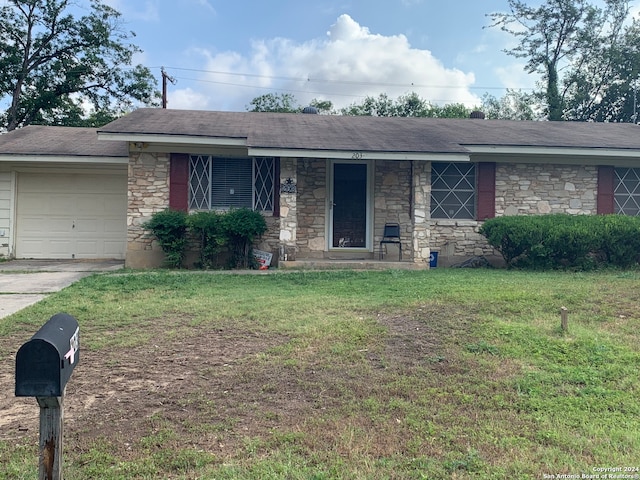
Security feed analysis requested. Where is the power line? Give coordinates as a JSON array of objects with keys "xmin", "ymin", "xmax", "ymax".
[
  {"xmin": 168, "ymin": 75, "xmax": 481, "ymax": 104},
  {"xmin": 152, "ymin": 65, "xmax": 535, "ymax": 92}
]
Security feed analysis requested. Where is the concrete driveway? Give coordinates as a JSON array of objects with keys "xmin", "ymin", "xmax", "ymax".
[{"xmin": 0, "ymin": 260, "xmax": 124, "ymax": 319}]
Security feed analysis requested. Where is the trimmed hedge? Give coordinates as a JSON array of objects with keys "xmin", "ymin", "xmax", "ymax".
[
  {"xmin": 479, "ymin": 214, "xmax": 640, "ymax": 270},
  {"xmin": 145, "ymin": 208, "xmax": 267, "ymax": 269}
]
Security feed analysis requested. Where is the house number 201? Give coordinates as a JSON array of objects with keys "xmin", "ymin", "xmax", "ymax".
[{"xmin": 352, "ymin": 152, "xmax": 363, "ymax": 160}]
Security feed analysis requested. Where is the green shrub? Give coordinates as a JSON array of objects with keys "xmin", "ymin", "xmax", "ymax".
[
  {"xmin": 221, "ymin": 208, "xmax": 267, "ymax": 269},
  {"xmin": 187, "ymin": 211, "xmax": 225, "ymax": 269},
  {"xmin": 145, "ymin": 208, "xmax": 269, "ymax": 270},
  {"xmin": 599, "ymin": 215, "xmax": 640, "ymax": 267},
  {"xmin": 479, "ymin": 214, "xmax": 640, "ymax": 270},
  {"xmin": 143, "ymin": 209, "xmax": 188, "ymax": 268}
]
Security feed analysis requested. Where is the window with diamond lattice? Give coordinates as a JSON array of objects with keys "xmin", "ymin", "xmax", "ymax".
[
  {"xmin": 615, "ymin": 168, "xmax": 640, "ymax": 216},
  {"xmin": 430, "ymin": 162, "xmax": 476, "ymax": 219},
  {"xmin": 189, "ymin": 156, "xmax": 275, "ymax": 211}
]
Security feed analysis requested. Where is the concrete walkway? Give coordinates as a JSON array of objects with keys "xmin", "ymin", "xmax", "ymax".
[{"xmin": 0, "ymin": 260, "xmax": 124, "ymax": 319}]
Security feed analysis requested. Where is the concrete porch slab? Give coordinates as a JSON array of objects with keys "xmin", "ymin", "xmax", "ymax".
[{"xmin": 279, "ymin": 259, "xmax": 427, "ymax": 270}]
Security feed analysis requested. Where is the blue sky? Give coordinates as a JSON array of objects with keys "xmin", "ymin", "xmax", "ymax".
[
  {"xmin": 113, "ymin": 0, "xmax": 528, "ymax": 111},
  {"xmin": 67, "ymin": 0, "xmax": 640, "ymax": 111}
]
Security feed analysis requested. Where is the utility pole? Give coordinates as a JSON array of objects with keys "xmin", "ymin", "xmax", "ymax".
[
  {"xmin": 161, "ymin": 67, "xmax": 177, "ymax": 109},
  {"xmin": 633, "ymin": 78, "xmax": 638, "ymax": 124}
]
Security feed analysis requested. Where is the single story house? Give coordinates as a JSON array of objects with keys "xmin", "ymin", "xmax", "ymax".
[{"xmin": 2, "ymin": 108, "xmax": 640, "ymax": 268}]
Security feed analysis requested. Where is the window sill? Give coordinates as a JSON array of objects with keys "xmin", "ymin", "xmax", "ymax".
[{"xmin": 432, "ymin": 219, "xmax": 479, "ymax": 227}]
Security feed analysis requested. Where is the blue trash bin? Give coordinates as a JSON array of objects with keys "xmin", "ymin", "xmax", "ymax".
[{"xmin": 429, "ymin": 251, "xmax": 438, "ymax": 268}]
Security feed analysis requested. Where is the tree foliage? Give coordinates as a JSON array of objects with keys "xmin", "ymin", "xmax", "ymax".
[
  {"xmin": 562, "ymin": 12, "xmax": 640, "ymax": 122},
  {"xmin": 488, "ymin": 0, "xmax": 636, "ymax": 122},
  {"xmin": 247, "ymin": 93, "xmax": 300, "ymax": 113},
  {"xmin": 247, "ymin": 92, "xmax": 477, "ymax": 118},
  {"xmin": 247, "ymin": 93, "xmax": 334, "ymax": 114},
  {"xmin": 481, "ymin": 89, "xmax": 541, "ymax": 120},
  {"xmin": 340, "ymin": 92, "xmax": 473, "ymax": 118},
  {"xmin": 0, "ymin": 0, "xmax": 159, "ymax": 131}
]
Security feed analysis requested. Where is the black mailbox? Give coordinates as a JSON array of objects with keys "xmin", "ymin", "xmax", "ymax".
[{"xmin": 15, "ymin": 313, "xmax": 80, "ymax": 397}]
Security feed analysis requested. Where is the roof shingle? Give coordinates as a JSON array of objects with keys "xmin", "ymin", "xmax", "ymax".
[
  {"xmin": 99, "ymin": 108, "xmax": 640, "ymax": 153},
  {"xmin": 0, "ymin": 125, "xmax": 128, "ymax": 157}
]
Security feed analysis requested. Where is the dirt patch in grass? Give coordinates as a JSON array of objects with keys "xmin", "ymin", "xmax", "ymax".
[
  {"xmin": 1, "ymin": 324, "xmax": 295, "ymax": 455},
  {"xmin": 0, "ymin": 305, "xmax": 504, "ymax": 467}
]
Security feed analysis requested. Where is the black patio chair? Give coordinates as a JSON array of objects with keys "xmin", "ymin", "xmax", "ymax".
[{"xmin": 379, "ymin": 223, "xmax": 402, "ymax": 261}]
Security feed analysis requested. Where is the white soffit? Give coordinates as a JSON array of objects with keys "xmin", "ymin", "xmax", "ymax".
[
  {"xmin": 465, "ymin": 145, "xmax": 640, "ymax": 159},
  {"xmin": 247, "ymin": 148, "xmax": 471, "ymax": 162},
  {"xmin": 0, "ymin": 154, "xmax": 128, "ymax": 164},
  {"xmin": 97, "ymin": 132, "xmax": 247, "ymax": 147}
]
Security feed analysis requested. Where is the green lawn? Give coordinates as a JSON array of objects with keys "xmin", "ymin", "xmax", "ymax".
[{"xmin": 1, "ymin": 268, "xmax": 639, "ymax": 479}]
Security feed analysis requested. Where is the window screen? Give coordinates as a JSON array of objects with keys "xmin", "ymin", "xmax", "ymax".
[
  {"xmin": 189, "ymin": 156, "xmax": 275, "ymax": 211},
  {"xmin": 430, "ymin": 162, "xmax": 476, "ymax": 219},
  {"xmin": 615, "ymin": 168, "xmax": 640, "ymax": 216}
]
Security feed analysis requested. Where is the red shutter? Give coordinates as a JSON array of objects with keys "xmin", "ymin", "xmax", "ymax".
[
  {"xmin": 597, "ymin": 166, "xmax": 615, "ymax": 214},
  {"xmin": 169, "ymin": 153, "xmax": 189, "ymax": 212},
  {"xmin": 477, "ymin": 162, "xmax": 496, "ymax": 220}
]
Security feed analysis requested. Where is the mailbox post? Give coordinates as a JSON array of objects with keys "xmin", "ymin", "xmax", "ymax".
[{"xmin": 15, "ymin": 313, "xmax": 80, "ymax": 480}]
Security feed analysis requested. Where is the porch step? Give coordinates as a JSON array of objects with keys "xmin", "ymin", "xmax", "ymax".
[{"xmin": 279, "ymin": 259, "xmax": 426, "ymax": 270}]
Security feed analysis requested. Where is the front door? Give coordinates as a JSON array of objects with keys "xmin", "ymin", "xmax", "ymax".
[{"xmin": 330, "ymin": 161, "xmax": 370, "ymax": 249}]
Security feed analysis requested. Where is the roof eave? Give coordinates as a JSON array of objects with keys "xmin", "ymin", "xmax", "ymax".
[
  {"xmin": 0, "ymin": 154, "xmax": 128, "ymax": 164},
  {"xmin": 97, "ymin": 132, "xmax": 247, "ymax": 147},
  {"xmin": 247, "ymin": 147, "xmax": 471, "ymax": 161},
  {"xmin": 465, "ymin": 145, "xmax": 640, "ymax": 158}
]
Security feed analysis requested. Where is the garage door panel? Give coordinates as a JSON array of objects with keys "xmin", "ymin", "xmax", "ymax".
[
  {"xmin": 50, "ymin": 196, "xmax": 77, "ymax": 212},
  {"xmin": 18, "ymin": 240, "xmax": 46, "ymax": 257},
  {"xmin": 76, "ymin": 241, "xmax": 99, "ymax": 255},
  {"xmin": 16, "ymin": 172, "xmax": 126, "ymax": 259},
  {"xmin": 49, "ymin": 218, "xmax": 74, "ymax": 234},
  {"xmin": 75, "ymin": 218, "xmax": 99, "ymax": 234},
  {"xmin": 24, "ymin": 194, "xmax": 77, "ymax": 213},
  {"xmin": 104, "ymin": 218, "xmax": 126, "ymax": 234},
  {"xmin": 49, "ymin": 240, "xmax": 75, "ymax": 256},
  {"xmin": 19, "ymin": 216, "xmax": 47, "ymax": 233}
]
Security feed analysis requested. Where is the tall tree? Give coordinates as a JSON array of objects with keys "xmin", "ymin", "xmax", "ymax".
[
  {"xmin": 0, "ymin": 0, "xmax": 159, "ymax": 131},
  {"xmin": 563, "ymin": 11, "xmax": 640, "ymax": 121},
  {"xmin": 488, "ymin": 0, "xmax": 631, "ymax": 121}
]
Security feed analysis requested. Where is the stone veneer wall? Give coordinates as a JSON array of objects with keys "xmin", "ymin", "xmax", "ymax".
[
  {"xmin": 374, "ymin": 160, "xmax": 412, "ymax": 259},
  {"xmin": 276, "ymin": 157, "xmax": 297, "ymax": 261},
  {"xmin": 127, "ymin": 151, "xmax": 281, "ymax": 268},
  {"xmin": 126, "ymin": 151, "xmax": 169, "ymax": 267},
  {"xmin": 412, "ymin": 161, "xmax": 432, "ymax": 266},
  {"xmin": 430, "ymin": 162, "xmax": 599, "ymax": 266},
  {"xmin": 296, "ymin": 159, "xmax": 327, "ymax": 258},
  {"xmin": 294, "ymin": 159, "xmax": 415, "ymax": 260},
  {"xmin": 430, "ymin": 221, "xmax": 497, "ymax": 265},
  {"xmin": 495, "ymin": 163, "xmax": 597, "ymax": 215},
  {"xmin": 127, "ymin": 156, "xmax": 599, "ymax": 268}
]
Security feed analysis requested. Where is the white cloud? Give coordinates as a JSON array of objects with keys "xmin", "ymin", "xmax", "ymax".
[
  {"xmin": 179, "ymin": 14, "xmax": 480, "ymax": 111},
  {"xmin": 494, "ymin": 63, "xmax": 539, "ymax": 91},
  {"xmin": 168, "ymin": 87, "xmax": 214, "ymax": 110}
]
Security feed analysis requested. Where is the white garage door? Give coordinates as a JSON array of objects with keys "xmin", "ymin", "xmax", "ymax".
[{"xmin": 16, "ymin": 172, "xmax": 127, "ymax": 259}]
